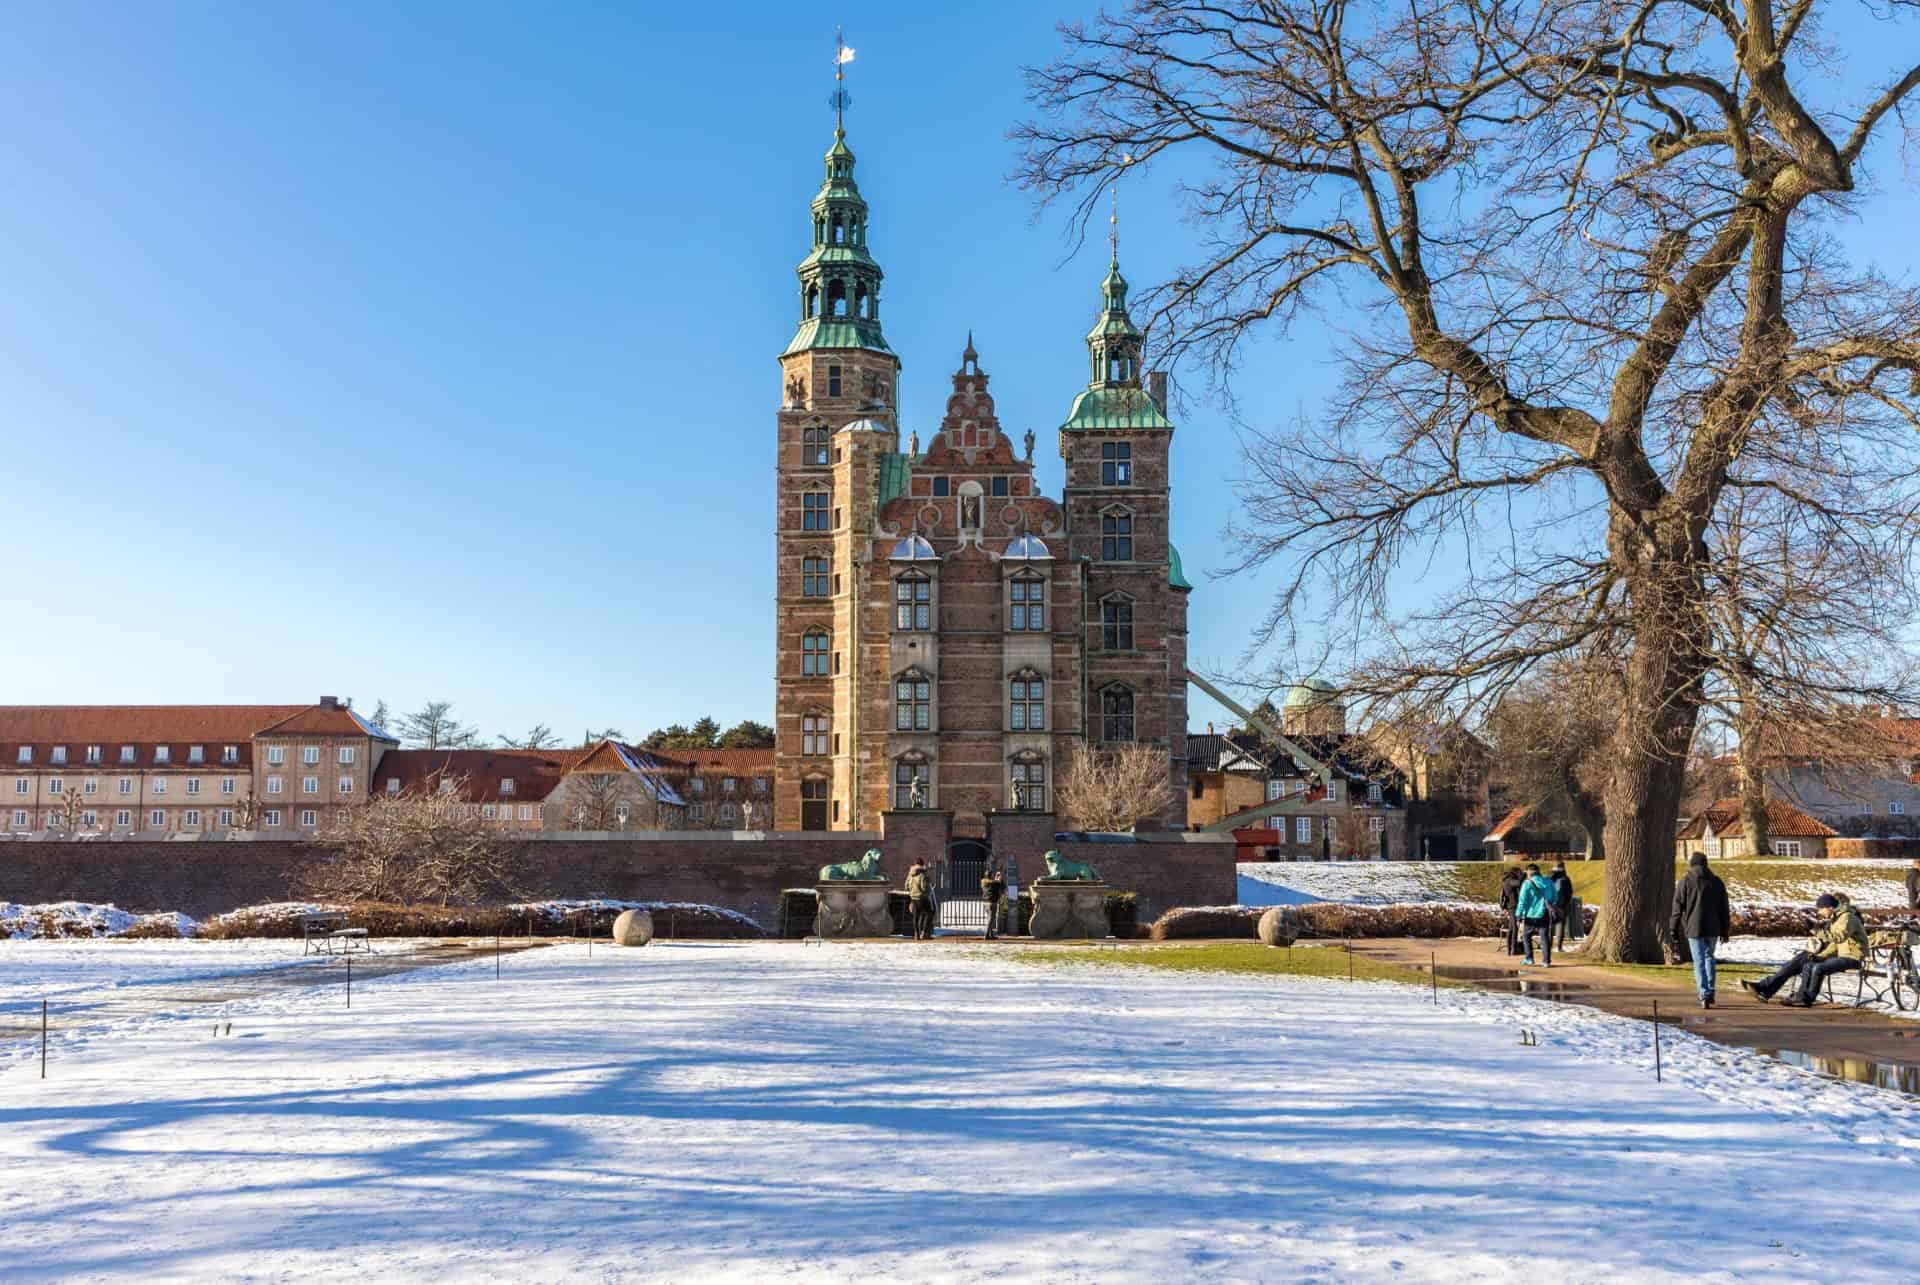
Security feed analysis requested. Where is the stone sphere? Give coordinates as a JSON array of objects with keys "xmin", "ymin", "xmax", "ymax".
[
  {"xmin": 1257, "ymin": 906, "xmax": 1299, "ymax": 948},
  {"xmin": 611, "ymin": 909, "xmax": 654, "ymax": 947}
]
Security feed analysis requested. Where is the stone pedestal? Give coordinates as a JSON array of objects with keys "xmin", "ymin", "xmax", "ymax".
[
  {"xmin": 1028, "ymin": 881, "xmax": 1111, "ymax": 939},
  {"xmin": 814, "ymin": 881, "xmax": 894, "ymax": 938}
]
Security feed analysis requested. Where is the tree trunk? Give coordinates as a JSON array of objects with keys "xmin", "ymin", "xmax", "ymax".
[
  {"xmin": 1567, "ymin": 794, "xmax": 1607, "ymax": 862},
  {"xmin": 1734, "ymin": 695, "xmax": 1771, "ymax": 857},
  {"xmin": 1585, "ymin": 544, "xmax": 1708, "ymax": 962}
]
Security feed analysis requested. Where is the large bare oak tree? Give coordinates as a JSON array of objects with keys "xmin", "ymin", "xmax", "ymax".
[{"xmin": 1019, "ymin": 0, "xmax": 1920, "ymax": 960}]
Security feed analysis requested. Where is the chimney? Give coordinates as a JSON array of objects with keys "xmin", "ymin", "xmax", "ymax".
[
  {"xmin": 1147, "ymin": 370, "xmax": 1168, "ymax": 413},
  {"xmin": 319, "ymin": 695, "xmax": 339, "ymax": 709}
]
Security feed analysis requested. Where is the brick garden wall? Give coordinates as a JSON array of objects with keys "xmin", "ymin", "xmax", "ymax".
[{"xmin": 0, "ymin": 815, "xmax": 1237, "ymax": 929}]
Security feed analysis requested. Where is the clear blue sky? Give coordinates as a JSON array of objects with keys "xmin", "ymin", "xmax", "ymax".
[{"xmin": 2, "ymin": 3, "xmax": 1911, "ymax": 742}]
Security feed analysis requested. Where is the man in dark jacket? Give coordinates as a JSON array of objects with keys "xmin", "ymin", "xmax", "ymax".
[
  {"xmin": 980, "ymin": 864, "xmax": 1008, "ymax": 940},
  {"xmin": 1550, "ymin": 862, "xmax": 1578, "ymax": 948},
  {"xmin": 1670, "ymin": 852, "xmax": 1733, "ymax": 1007},
  {"xmin": 1908, "ymin": 858, "xmax": 1919, "ymax": 911},
  {"xmin": 1740, "ymin": 893, "xmax": 1868, "ymax": 1007},
  {"xmin": 1499, "ymin": 865, "xmax": 1526, "ymax": 956}
]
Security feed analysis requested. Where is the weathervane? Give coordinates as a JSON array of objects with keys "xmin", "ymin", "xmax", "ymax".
[
  {"xmin": 1110, "ymin": 152, "xmax": 1133, "ymax": 262},
  {"xmin": 831, "ymin": 28, "xmax": 856, "ymax": 130}
]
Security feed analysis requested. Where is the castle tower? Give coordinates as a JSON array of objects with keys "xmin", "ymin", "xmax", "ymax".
[
  {"xmin": 1059, "ymin": 244, "xmax": 1191, "ymax": 822},
  {"xmin": 774, "ymin": 118, "xmax": 902, "ymax": 831}
]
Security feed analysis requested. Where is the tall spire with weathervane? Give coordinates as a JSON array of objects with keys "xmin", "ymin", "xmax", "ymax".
[{"xmin": 783, "ymin": 31, "xmax": 891, "ymax": 357}]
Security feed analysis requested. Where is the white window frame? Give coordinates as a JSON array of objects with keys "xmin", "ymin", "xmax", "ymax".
[
  {"xmin": 117, "ymin": 778, "xmax": 133, "ymax": 795},
  {"xmin": 1296, "ymin": 815, "xmax": 1313, "ymax": 844},
  {"xmin": 188, "ymin": 745, "xmax": 204, "ymax": 764},
  {"xmin": 301, "ymin": 776, "xmax": 319, "ymax": 795},
  {"xmin": 266, "ymin": 776, "xmax": 284, "ymax": 795},
  {"xmin": 12, "ymin": 809, "xmax": 27, "ymax": 828},
  {"xmin": 302, "ymin": 746, "xmax": 321, "ymax": 765},
  {"xmin": 12, "ymin": 778, "xmax": 24, "ymax": 795},
  {"xmin": 82, "ymin": 778, "xmax": 97, "ymax": 795},
  {"xmin": 84, "ymin": 745, "xmax": 101, "ymax": 764},
  {"xmin": 221, "ymin": 777, "xmax": 235, "ymax": 795},
  {"xmin": 518, "ymin": 805, "xmax": 533, "ymax": 821},
  {"xmin": 153, "ymin": 746, "xmax": 169, "ymax": 764},
  {"xmin": 221, "ymin": 745, "xmax": 240, "ymax": 764},
  {"xmin": 119, "ymin": 746, "xmax": 136, "ymax": 764},
  {"xmin": 50, "ymin": 746, "xmax": 67, "ymax": 765},
  {"xmin": 1892, "ymin": 801, "xmax": 1908, "ymax": 816},
  {"xmin": 482, "ymin": 804, "xmax": 498, "ymax": 819},
  {"xmin": 387, "ymin": 778, "xmax": 403, "ymax": 795},
  {"xmin": 149, "ymin": 809, "xmax": 166, "ymax": 828},
  {"xmin": 151, "ymin": 778, "xmax": 166, "ymax": 795},
  {"xmin": 218, "ymin": 809, "xmax": 234, "ymax": 827},
  {"xmin": 183, "ymin": 810, "xmax": 201, "ymax": 827},
  {"xmin": 266, "ymin": 746, "xmax": 286, "ymax": 766},
  {"xmin": 1368, "ymin": 815, "xmax": 1385, "ymax": 833},
  {"xmin": 186, "ymin": 778, "xmax": 201, "ymax": 795},
  {"xmin": 1266, "ymin": 778, "xmax": 1284, "ymax": 802},
  {"xmin": 1774, "ymin": 840, "xmax": 1803, "ymax": 858},
  {"xmin": 47, "ymin": 778, "xmax": 63, "ymax": 795},
  {"xmin": 264, "ymin": 809, "xmax": 283, "ymax": 827},
  {"xmin": 16, "ymin": 747, "xmax": 31, "ymax": 764},
  {"xmin": 1327, "ymin": 778, "xmax": 1341, "ymax": 804},
  {"xmin": 116, "ymin": 810, "xmax": 132, "ymax": 828},
  {"xmin": 501, "ymin": 777, "xmax": 516, "ymax": 796},
  {"xmin": 339, "ymin": 776, "xmax": 354, "ymax": 795},
  {"xmin": 299, "ymin": 809, "xmax": 317, "ymax": 828},
  {"xmin": 338, "ymin": 746, "xmax": 356, "ymax": 765}
]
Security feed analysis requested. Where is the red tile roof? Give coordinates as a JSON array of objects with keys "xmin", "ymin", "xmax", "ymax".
[
  {"xmin": 372, "ymin": 748, "xmax": 581, "ymax": 804},
  {"xmin": 255, "ymin": 704, "xmax": 397, "ymax": 740},
  {"xmin": 1677, "ymin": 797, "xmax": 1838, "ymax": 840},
  {"xmin": 1485, "ymin": 805, "xmax": 1531, "ymax": 842},
  {"xmin": 657, "ymin": 748, "xmax": 775, "ymax": 776},
  {"xmin": 0, "ymin": 704, "xmax": 329, "ymax": 770}
]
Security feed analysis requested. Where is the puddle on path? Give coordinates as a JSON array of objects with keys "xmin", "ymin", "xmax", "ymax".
[
  {"xmin": 1758, "ymin": 1049, "xmax": 1920, "ymax": 1095},
  {"xmin": 1428, "ymin": 964, "xmax": 1593, "ymax": 998}
]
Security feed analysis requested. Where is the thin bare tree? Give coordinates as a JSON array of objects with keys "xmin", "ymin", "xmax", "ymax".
[
  {"xmin": 498, "ymin": 723, "xmax": 559, "ymax": 750},
  {"xmin": 304, "ymin": 778, "xmax": 522, "ymax": 906},
  {"xmin": 1057, "ymin": 742, "xmax": 1173, "ymax": 833},
  {"xmin": 1019, "ymin": 0, "xmax": 1920, "ymax": 960},
  {"xmin": 396, "ymin": 701, "xmax": 481, "ymax": 750}
]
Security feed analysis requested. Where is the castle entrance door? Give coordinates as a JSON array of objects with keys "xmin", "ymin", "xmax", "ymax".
[{"xmin": 938, "ymin": 838, "xmax": 991, "ymax": 934}]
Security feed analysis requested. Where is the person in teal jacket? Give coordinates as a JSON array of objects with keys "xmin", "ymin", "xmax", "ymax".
[{"xmin": 1515, "ymin": 864, "xmax": 1560, "ymax": 967}]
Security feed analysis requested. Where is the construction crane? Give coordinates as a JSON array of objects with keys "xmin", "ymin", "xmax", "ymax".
[{"xmin": 1184, "ymin": 668, "xmax": 1337, "ymax": 834}]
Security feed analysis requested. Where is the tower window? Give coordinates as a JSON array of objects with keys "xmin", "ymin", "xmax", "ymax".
[
  {"xmin": 1101, "ymin": 442, "xmax": 1132, "ymax": 485},
  {"xmin": 894, "ymin": 755, "xmax": 931, "ymax": 808},
  {"xmin": 802, "ymin": 712, "xmax": 830, "ymax": 756},
  {"xmin": 895, "ymin": 574, "xmax": 931, "ymax": 630},
  {"xmin": 802, "ymin": 492, "xmax": 829, "ymax": 531},
  {"xmin": 1101, "ymin": 687, "xmax": 1136, "ymax": 742},
  {"xmin": 1101, "ymin": 509, "xmax": 1133, "ymax": 561},
  {"xmin": 828, "ymin": 284, "xmax": 848, "ymax": 318},
  {"xmin": 991, "ymin": 476, "xmax": 1008, "ymax": 497},
  {"xmin": 802, "ymin": 555, "xmax": 830, "ymax": 597},
  {"xmin": 932, "ymin": 476, "xmax": 950, "ymax": 497},
  {"xmin": 802, "ymin": 630, "xmax": 830, "ymax": 677},
  {"xmin": 1010, "ymin": 574, "xmax": 1045, "ymax": 631},
  {"xmin": 1102, "ymin": 596, "xmax": 1135, "ymax": 650},
  {"xmin": 1010, "ymin": 757, "xmax": 1047, "ymax": 811},
  {"xmin": 895, "ymin": 670, "xmax": 932, "ymax": 731},
  {"xmin": 803, "ymin": 426, "xmax": 830, "ymax": 466},
  {"xmin": 828, "ymin": 364, "xmax": 842, "ymax": 397},
  {"xmin": 1009, "ymin": 673, "xmax": 1046, "ymax": 731}
]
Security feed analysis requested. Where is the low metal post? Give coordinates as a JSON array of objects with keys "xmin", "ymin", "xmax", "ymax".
[
  {"xmin": 496, "ymin": 934, "xmax": 501, "ymax": 980},
  {"xmin": 1347, "ymin": 935, "xmax": 1354, "ymax": 982},
  {"xmin": 346, "ymin": 955, "xmax": 352, "ymax": 1009},
  {"xmin": 1652, "ymin": 1000, "xmax": 1662, "ymax": 1083},
  {"xmin": 1432, "ymin": 952, "xmax": 1438, "ymax": 1005},
  {"xmin": 41, "ymin": 999, "xmax": 48, "ymax": 1079}
]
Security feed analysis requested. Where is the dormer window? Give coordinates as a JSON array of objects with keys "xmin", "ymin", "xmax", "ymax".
[
  {"xmin": 386, "ymin": 778, "xmax": 402, "ymax": 795},
  {"xmin": 501, "ymin": 778, "xmax": 516, "ymax": 796},
  {"xmin": 153, "ymin": 746, "xmax": 170, "ymax": 765},
  {"xmin": 15, "ymin": 747, "xmax": 29, "ymax": 764},
  {"xmin": 120, "ymin": 746, "xmax": 136, "ymax": 764},
  {"xmin": 188, "ymin": 745, "xmax": 204, "ymax": 764},
  {"xmin": 50, "ymin": 746, "xmax": 67, "ymax": 765},
  {"xmin": 221, "ymin": 745, "xmax": 239, "ymax": 764},
  {"xmin": 85, "ymin": 745, "xmax": 102, "ymax": 764}
]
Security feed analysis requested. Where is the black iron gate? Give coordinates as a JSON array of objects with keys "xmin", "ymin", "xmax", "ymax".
[{"xmin": 938, "ymin": 840, "xmax": 991, "ymax": 934}]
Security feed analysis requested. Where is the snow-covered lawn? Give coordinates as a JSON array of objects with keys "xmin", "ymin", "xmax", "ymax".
[
  {"xmin": 0, "ymin": 939, "xmax": 317, "ymax": 1008},
  {"xmin": 3, "ymin": 941, "xmax": 1919, "ymax": 1281}
]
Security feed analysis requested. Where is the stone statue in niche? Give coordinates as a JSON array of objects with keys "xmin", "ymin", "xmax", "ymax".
[
  {"xmin": 961, "ymin": 494, "xmax": 981, "ymax": 529},
  {"xmin": 785, "ymin": 373, "xmax": 807, "ymax": 408},
  {"xmin": 909, "ymin": 775, "xmax": 928, "ymax": 809}
]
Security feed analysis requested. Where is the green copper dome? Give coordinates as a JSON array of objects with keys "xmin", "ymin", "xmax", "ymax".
[
  {"xmin": 784, "ymin": 128, "xmax": 892, "ymax": 358},
  {"xmin": 1060, "ymin": 251, "xmax": 1168, "ymax": 431}
]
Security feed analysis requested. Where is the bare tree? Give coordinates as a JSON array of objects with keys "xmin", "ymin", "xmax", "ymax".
[
  {"xmin": 1019, "ymin": 0, "xmax": 1920, "ymax": 960},
  {"xmin": 304, "ymin": 779, "xmax": 522, "ymax": 906},
  {"xmin": 396, "ymin": 701, "xmax": 481, "ymax": 750},
  {"xmin": 562, "ymin": 772, "xmax": 629, "ymax": 831},
  {"xmin": 1057, "ymin": 742, "xmax": 1173, "ymax": 832},
  {"xmin": 368, "ymin": 699, "xmax": 392, "ymax": 733},
  {"xmin": 499, "ymin": 723, "xmax": 558, "ymax": 750},
  {"xmin": 1485, "ymin": 663, "xmax": 1616, "ymax": 861}
]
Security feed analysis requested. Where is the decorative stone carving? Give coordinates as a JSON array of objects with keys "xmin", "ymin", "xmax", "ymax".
[
  {"xmin": 1043, "ymin": 849, "xmax": 1101, "ymax": 881},
  {"xmin": 814, "ymin": 882, "xmax": 894, "ymax": 938},
  {"xmin": 1028, "ymin": 881, "xmax": 1111, "ymax": 939},
  {"xmin": 1257, "ymin": 906, "xmax": 1300, "ymax": 948},
  {"xmin": 611, "ymin": 909, "xmax": 654, "ymax": 947},
  {"xmin": 820, "ymin": 849, "xmax": 883, "ymax": 881}
]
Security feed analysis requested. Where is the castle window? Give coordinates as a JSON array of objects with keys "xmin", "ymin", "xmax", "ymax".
[
  {"xmin": 802, "ymin": 630, "xmax": 830, "ymax": 677},
  {"xmin": 1010, "ymin": 573, "xmax": 1045, "ymax": 631},
  {"xmin": 802, "ymin": 555, "xmax": 830, "ymax": 597},
  {"xmin": 802, "ymin": 712, "xmax": 830, "ymax": 756},
  {"xmin": 803, "ymin": 426, "xmax": 830, "ymax": 466},
  {"xmin": 856, "ymin": 284, "xmax": 870, "ymax": 318},
  {"xmin": 805, "ymin": 285, "xmax": 819, "ymax": 319},
  {"xmin": 894, "ymin": 754, "xmax": 931, "ymax": 808},
  {"xmin": 895, "ymin": 573, "xmax": 931, "ymax": 630},
  {"xmin": 1010, "ymin": 756, "xmax": 1047, "ymax": 811},
  {"xmin": 1009, "ymin": 672, "xmax": 1046, "ymax": 731},
  {"xmin": 1101, "ymin": 509, "xmax": 1133, "ymax": 560},
  {"xmin": 827, "ymin": 283, "xmax": 848, "ymax": 318},
  {"xmin": 1101, "ymin": 442, "xmax": 1132, "ymax": 485},
  {"xmin": 992, "ymin": 476, "xmax": 1008, "ymax": 497},
  {"xmin": 895, "ymin": 670, "xmax": 932, "ymax": 732},
  {"xmin": 1102, "ymin": 595, "xmax": 1135, "ymax": 650},
  {"xmin": 802, "ymin": 492, "xmax": 829, "ymax": 531},
  {"xmin": 828, "ymin": 364, "xmax": 842, "ymax": 397},
  {"xmin": 932, "ymin": 476, "xmax": 950, "ymax": 497},
  {"xmin": 1101, "ymin": 686, "xmax": 1136, "ymax": 742}
]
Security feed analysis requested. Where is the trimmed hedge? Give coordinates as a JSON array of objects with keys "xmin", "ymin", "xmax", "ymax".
[
  {"xmin": 1150, "ymin": 903, "xmax": 1602, "ymax": 941},
  {"xmin": 200, "ymin": 901, "xmax": 763, "ymax": 941}
]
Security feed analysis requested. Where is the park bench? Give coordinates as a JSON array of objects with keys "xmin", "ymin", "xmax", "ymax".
[
  {"xmin": 300, "ymin": 912, "xmax": 371, "ymax": 957},
  {"xmin": 1820, "ymin": 922, "xmax": 1918, "ymax": 1012}
]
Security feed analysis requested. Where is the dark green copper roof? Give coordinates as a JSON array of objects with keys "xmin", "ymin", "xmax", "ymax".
[
  {"xmin": 1168, "ymin": 543, "xmax": 1193, "ymax": 591},
  {"xmin": 783, "ymin": 318, "xmax": 894, "ymax": 358},
  {"xmin": 1060, "ymin": 385, "xmax": 1174, "ymax": 432},
  {"xmin": 876, "ymin": 452, "xmax": 912, "ymax": 507}
]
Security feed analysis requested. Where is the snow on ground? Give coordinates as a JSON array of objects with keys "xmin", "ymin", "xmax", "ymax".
[
  {"xmin": 4, "ymin": 942, "xmax": 1920, "ymax": 1281},
  {"xmin": 1238, "ymin": 861, "xmax": 1483, "ymax": 907},
  {"xmin": 0, "ymin": 939, "xmax": 320, "ymax": 1008},
  {"xmin": 1, "ymin": 901, "xmax": 199, "ymax": 940}
]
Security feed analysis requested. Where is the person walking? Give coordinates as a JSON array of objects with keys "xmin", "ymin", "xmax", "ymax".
[
  {"xmin": 905, "ymin": 860, "xmax": 936, "ymax": 941},
  {"xmin": 1550, "ymin": 861, "xmax": 1578, "ymax": 949},
  {"xmin": 1670, "ymin": 851, "xmax": 1732, "ymax": 1008},
  {"xmin": 1740, "ymin": 893, "xmax": 1869, "ymax": 1006},
  {"xmin": 1515, "ymin": 863, "xmax": 1559, "ymax": 967},
  {"xmin": 1499, "ymin": 864, "xmax": 1526, "ymax": 957},
  {"xmin": 1907, "ymin": 857, "xmax": 1919, "ymax": 912},
  {"xmin": 980, "ymin": 863, "xmax": 1008, "ymax": 940}
]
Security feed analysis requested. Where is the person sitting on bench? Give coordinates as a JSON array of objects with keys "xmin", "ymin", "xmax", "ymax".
[{"xmin": 1740, "ymin": 893, "xmax": 1869, "ymax": 1007}]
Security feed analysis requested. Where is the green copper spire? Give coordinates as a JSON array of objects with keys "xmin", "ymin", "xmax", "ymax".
[
  {"xmin": 782, "ymin": 121, "xmax": 891, "ymax": 357},
  {"xmin": 1060, "ymin": 246, "xmax": 1172, "ymax": 432}
]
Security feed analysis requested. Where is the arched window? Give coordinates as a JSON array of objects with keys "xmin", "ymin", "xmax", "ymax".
[
  {"xmin": 802, "ymin": 553, "xmax": 830, "ymax": 597},
  {"xmin": 1101, "ymin": 686, "xmax": 1136, "ymax": 742},
  {"xmin": 805, "ymin": 285, "xmax": 819, "ymax": 319},
  {"xmin": 801, "ymin": 711, "xmax": 830, "ymax": 756},
  {"xmin": 1010, "ymin": 754, "xmax": 1047, "ymax": 811},
  {"xmin": 1010, "ymin": 573, "xmax": 1045, "ymax": 631},
  {"xmin": 895, "ymin": 573, "xmax": 931, "ymax": 630},
  {"xmin": 1101, "ymin": 507, "xmax": 1133, "ymax": 560},
  {"xmin": 1009, "ymin": 670, "xmax": 1046, "ymax": 731},
  {"xmin": 802, "ymin": 630, "xmax": 830, "ymax": 677},
  {"xmin": 895, "ymin": 669, "xmax": 932, "ymax": 731},
  {"xmin": 855, "ymin": 284, "xmax": 870, "ymax": 319},
  {"xmin": 1102, "ymin": 595, "xmax": 1135, "ymax": 650},
  {"xmin": 894, "ymin": 753, "xmax": 931, "ymax": 808},
  {"xmin": 831, "ymin": 215, "xmax": 844, "ymax": 245},
  {"xmin": 827, "ymin": 280, "xmax": 848, "ymax": 317},
  {"xmin": 803, "ymin": 425, "xmax": 830, "ymax": 466}
]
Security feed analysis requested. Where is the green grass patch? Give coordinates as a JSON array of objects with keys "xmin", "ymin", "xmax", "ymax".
[{"xmin": 1010, "ymin": 941, "xmax": 1469, "ymax": 989}]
